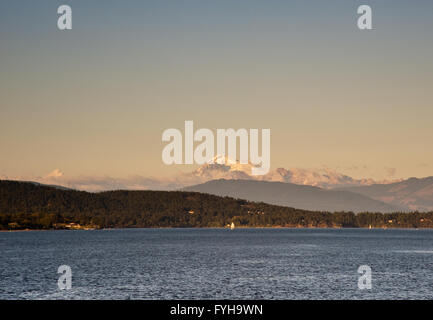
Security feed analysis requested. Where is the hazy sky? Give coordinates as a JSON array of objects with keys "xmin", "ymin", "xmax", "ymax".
[{"xmin": 1, "ymin": 0, "xmax": 433, "ymax": 182}]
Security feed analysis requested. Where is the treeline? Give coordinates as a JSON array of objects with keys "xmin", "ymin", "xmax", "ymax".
[{"xmin": 1, "ymin": 180, "xmax": 433, "ymax": 230}]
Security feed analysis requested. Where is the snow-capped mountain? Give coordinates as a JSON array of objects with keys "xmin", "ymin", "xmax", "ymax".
[
  {"xmin": 192, "ymin": 155, "xmax": 255, "ymax": 181},
  {"xmin": 4, "ymin": 156, "xmax": 399, "ymax": 192},
  {"xmin": 4, "ymin": 156, "xmax": 433, "ymax": 212},
  {"xmin": 189, "ymin": 156, "xmax": 391, "ymax": 189}
]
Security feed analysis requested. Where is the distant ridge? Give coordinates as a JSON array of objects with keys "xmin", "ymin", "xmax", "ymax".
[
  {"xmin": 336, "ymin": 177, "xmax": 433, "ymax": 212},
  {"xmin": 183, "ymin": 179, "xmax": 404, "ymax": 213},
  {"xmin": 25, "ymin": 180, "xmax": 74, "ymax": 191}
]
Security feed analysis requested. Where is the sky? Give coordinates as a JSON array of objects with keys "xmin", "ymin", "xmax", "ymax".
[{"xmin": 1, "ymin": 0, "xmax": 433, "ymax": 186}]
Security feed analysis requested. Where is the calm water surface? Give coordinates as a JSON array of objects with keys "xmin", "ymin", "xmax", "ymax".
[{"xmin": 1, "ymin": 228, "xmax": 432, "ymax": 299}]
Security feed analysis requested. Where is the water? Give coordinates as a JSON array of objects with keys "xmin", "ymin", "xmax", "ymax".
[{"xmin": 1, "ymin": 228, "xmax": 433, "ymax": 299}]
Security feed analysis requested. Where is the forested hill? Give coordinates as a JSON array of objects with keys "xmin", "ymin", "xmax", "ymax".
[{"xmin": 1, "ymin": 180, "xmax": 432, "ymax": 230}]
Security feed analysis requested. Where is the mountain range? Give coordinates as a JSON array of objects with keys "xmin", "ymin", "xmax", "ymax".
[
  {"xmin": 183, "ymin": 179, "xmax": 404, "ymax": 213},
  {"xmin": 2, "ymin": 156, "xmax": 433, "ymax": 212},
  {"xmin": 182, "ymin": 157, "xmax": 433, "ymax": 212},
  {"xmin": 0, "ymin": 156, "xmax": 401, "ymax": 192},
  {"xmin": 336, "ymin": 177, "xmax": 433, "ymax": 212},
  {"xmin": 190, "ymin": 157, "xmax": 398, "ymax": 189}
]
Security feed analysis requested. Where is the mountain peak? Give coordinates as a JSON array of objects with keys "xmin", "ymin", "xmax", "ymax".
[{"xmin": 190, "ymin": 158, "xmax": 403, "ymax": 189}]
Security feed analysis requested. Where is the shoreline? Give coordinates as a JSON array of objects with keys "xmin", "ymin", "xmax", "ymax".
[{"xmin": 2, "ymin": 226, "xmax": 432, "ymax": 232}]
